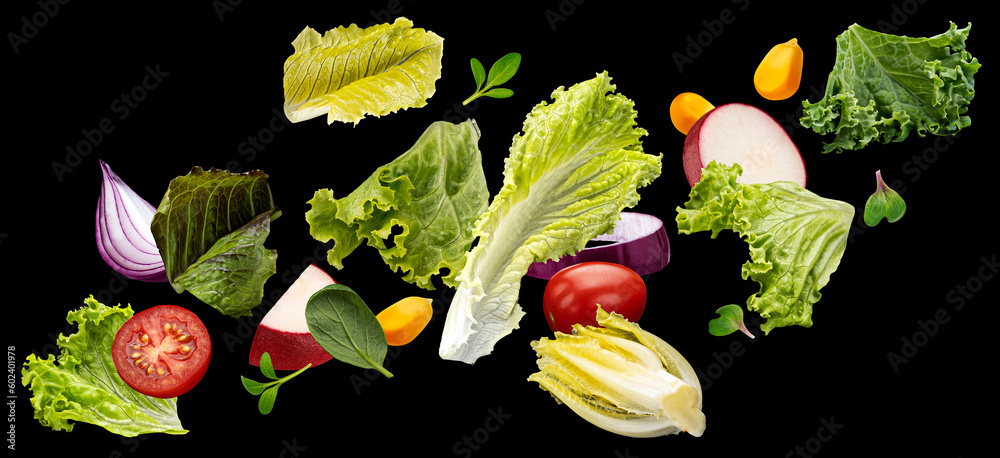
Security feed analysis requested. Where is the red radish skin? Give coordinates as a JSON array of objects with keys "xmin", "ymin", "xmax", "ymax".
[
  {"xmin": 249, "ymin": 264, "xmax": 336, "ymax": 370},
  {"xmin": 682, "ymin": 103, "xmax": 806, "ymax": 188}
]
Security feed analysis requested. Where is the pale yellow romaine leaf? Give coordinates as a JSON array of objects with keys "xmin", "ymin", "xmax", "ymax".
[{"xmin": 282, "ymin": 17, "xmax": 444, "ymax": 125}]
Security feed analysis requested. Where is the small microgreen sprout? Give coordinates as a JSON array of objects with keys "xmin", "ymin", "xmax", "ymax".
[
  {"xmin": 463, "ymin": 52, "xmax": 521, "ymax": 105},
  {"xmin": 864, "ymin": 170, "xmax": 906, "ymax": 227},
  {"xmin": 240, "ymin": 352, "xmax": 310, "ymax": 415},
  {"xmin": 708, "ymin": 304, "xmax": 756, "ymax": 339}
]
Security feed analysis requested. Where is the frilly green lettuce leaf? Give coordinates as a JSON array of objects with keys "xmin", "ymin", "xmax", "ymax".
[
  {"xmin": 21, "ymin": 296, "xmax": 187, "ymax": 436},
  {"xmin": 800, "ymin": 22, "xmax": 979, "ymax": 153},
  {"xmin": 306, "ymin": 119, "xmax": 489, "ymax": 289},
  {"xmin": 283, "ymin": 17, "xmax": 444, "ymax": 125},
  {"xmin": 151, "ymin": 167, "xmax": 279, "ymax": 318},
  {"xmin": 439, "ymin": 72, "xmax": 662, "ymax": 364},
  {"xmin": 676, "ymin": 161, "xmax": 853, "ymax": 334}
]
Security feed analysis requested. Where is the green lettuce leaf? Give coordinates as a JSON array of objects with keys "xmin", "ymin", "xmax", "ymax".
[
  {"xmin": 174, "ymin": 211, "xmax": 278, "ymax": 317},
  {"xmin": 439, "ymin": 72, "xmax": 662, "ymax": 364},
  {"xmin": 283, "ymin": 17, "xmax": 444, "ymax": 125},
  {"xmin": 800, "ymin": 22, "xmax": 980, "ymax": 153},
  {"xmin": 676, "ymin": 161, "xmax": 854, "ymax": 334},
  {"xmin": 151, "ymin": 167, "xmax": 279, "ymax": 317},
  {"xmin": 21, "ymin": 296, "xmax": 187, "ymax": 436},
  {"xmin": 306, "ymin": 119, "xmax": 489, "ymax": 289}
]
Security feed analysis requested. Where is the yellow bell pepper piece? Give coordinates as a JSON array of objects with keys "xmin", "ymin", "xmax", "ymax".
[
  {"xmin": 754, "ymin": 38, "xmax": 803, "ymax": 100},
  {"xmin": 669, "ymin": 92, "xmax": 715, "ymax": 135},
  {"xmin": 376, "ymin": 297, "xmax": 433, "ymax": 346}
]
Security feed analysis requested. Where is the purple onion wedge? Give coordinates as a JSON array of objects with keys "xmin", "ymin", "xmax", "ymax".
[{"xmin": 95, "ymin": 160, "xmax": 168, "ymax": 282}]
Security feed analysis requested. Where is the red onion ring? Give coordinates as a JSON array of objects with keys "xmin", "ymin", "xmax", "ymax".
[{"xmin": 526, "ymin": 212, "xmax": 670, "ymax": 280}]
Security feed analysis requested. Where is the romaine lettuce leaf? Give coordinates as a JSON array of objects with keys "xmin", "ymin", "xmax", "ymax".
[
  {"xmin": 151, "ymin": 167, "xmax": 279, "ymax": 318},
  {"xmin": 676, "ymin": 161, "xmax": 853, "ymax": 334},
  {"xmin": 439, "ymin": 72, "xmax": 662, "ymax": 364},
  {"xmin": 800, "ymin": 22, "xmax": 980, "ymax": 153},
  {"xmin": 306, "ymin": 119, "xmax": 489, "ymax": 289},
  {"xmin": 283, "ymin": 17, "xmax": 444, "ymax": 125},
  {"xmin": 173, "ymin": 211, "xmax": 278, "ymax": 317},
  {"xmin": 21, "ymin": 296, "xmax": 187, "ymax": 436}
]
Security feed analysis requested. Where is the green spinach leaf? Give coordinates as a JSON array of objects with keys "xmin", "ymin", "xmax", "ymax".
[{"xmin": 305, "ymin": 284, "xmax": 393, "ymax": 378}]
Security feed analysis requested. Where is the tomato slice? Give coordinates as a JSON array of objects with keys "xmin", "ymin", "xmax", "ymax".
[
  {"xmin": 112, "ymin": 305, "xmax": 211, "ymax": 398},
  {"xmin": 542, "ymin": 262, "xmax": 647, "ymax": 334}
]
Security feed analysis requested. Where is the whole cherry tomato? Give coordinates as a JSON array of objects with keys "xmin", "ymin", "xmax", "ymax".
[{"xmin": 542, "ymin": 262, "xmax": 646, "ymax": 334}]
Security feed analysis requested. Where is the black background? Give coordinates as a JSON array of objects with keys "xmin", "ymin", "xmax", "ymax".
[{"xmin": 6, "ymin": 0, "xmax": 995, "ymax": 456}]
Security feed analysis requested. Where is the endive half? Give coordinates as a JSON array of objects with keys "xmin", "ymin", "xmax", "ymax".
[{"xmin": 528, "ymin": 308, "xmax": 706, "ymax": 438}]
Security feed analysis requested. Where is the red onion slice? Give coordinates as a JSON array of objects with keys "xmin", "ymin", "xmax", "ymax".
[
  {"xmin": 526, "ymin": 212, "xmax": 670, "ymax": 280},
  {"xmin": 96, "ymin": 160, "xmax": 168, "ymax": 282}
]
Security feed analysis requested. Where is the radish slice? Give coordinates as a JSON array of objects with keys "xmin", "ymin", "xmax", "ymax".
[
  {"xmin": 526, "ymin": 212, "xmax": 670, "ymax": 280},
  {"xmin": 96, "ymin": 160, "xmax": 168, "ymax": 282},
  {"xmin": 682, "ymin": 103, "xmax": 806, "ymax": 188}
]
